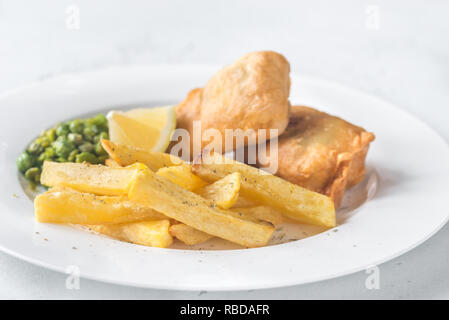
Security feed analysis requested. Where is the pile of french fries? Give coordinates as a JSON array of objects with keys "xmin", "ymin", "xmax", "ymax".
[{"xmin": 34, "ymin": 140, "xmax": 336, "ymax": 248}]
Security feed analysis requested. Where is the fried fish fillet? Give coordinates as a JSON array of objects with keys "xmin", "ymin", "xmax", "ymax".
[
  {"xmin": 171, "ymin": 51, "xmax": 291, "ymax": 159},
  {"xmin": 258, "ymin": 106, "xmax": 375, "ymax": 208}
]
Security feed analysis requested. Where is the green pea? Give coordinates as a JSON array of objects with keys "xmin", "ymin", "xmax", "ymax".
[
  {"xmin": 36, "ymin": 136, "xmax": 51, "ymax": 148},
  {"xmin": 17, "ymin": 152, "xmax": 35, "ymax": 173},
  {"xmin": 36, "ymin": 154, "xmax": 45, "ymax": 166},
  {"xmin": 19, "ymin": 113, "xmax": 109, "ymax": 178},
  {"xmin": 37, "ymin": 153, "xmax": 45, "ymax": 162},
  {"xmin": 79, "ymin": 142, "xmax": 94, "ymax": 153},
  {"xmin": 97, "ymin": 154, "xmax": 108, "ymax": 164},
  {"xmin": 67, "ymin": 149, "xmax": 79, "ymax": 162},
  {"xmin": 83, "ymin": 127, "xmax": 95, "ymax": 141},
  {"xmin": 76, "ymin": 152, "xmax": 98, "ymax": 164},
  {"xmin": 93, "ymin": 131, "xmax": 109, "ymax": 144},
  {"xmin": 68, "ymin": 133, "xmax": 83, "ymax": 145},
  {"xmin": 94, "ymin": 142, "xmax": 107, "ymax": 156},
  {"xmin": 69, "ymin": 119, "xmax": 85, "ymax": 134},
  {"xmin": 96, "ymin": 113, "xmax": 107, "ymax": 123},
  {"xmin": 45, "ymin": 128, "xmax": 57, "ymax": 142},
  {"xmin": 55, "ymin": 123, "xmax": 70, "ymax": 136},
  {"xmin": 90, "ymin": 114, "xmax": 107, "ymax": 127},
  {"xmin": 37, "ymin": 148, "xmax": 55, "ymax": 165},
  {"xmin": 52, "ymin": 137, "xmax": 75, "ymax": 158},
  {"xmin": 27, "ymin": 141, "xmax": 43, "ymax": 155},
  {"xmin": 25, "ymin": 167, "xmax": 41, "ymax": 183},
  {"xmin": 84, "ymin": 121, "xmax": 102, "ymax": 135},
  {"xmin": 93, "ymin": 124, "xmax": 103, "ymax": 134},
  {"xmin": 44, "ymin": 147, "xmax": 56, "ymax": 159}
]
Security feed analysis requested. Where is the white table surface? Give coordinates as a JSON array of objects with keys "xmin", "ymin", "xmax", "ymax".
[{"xmin": 0, "ymin": 0, "xmax": 448, "ymax": 299}]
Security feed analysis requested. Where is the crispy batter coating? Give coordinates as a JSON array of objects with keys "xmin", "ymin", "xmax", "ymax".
[
  {"xmin": 172, "ymin": 88, "xmax": 203, "ymax": 156},
  {"xmin": 171, "ymin": 51, "xmax": 291, "ymax": 159},
  {"xmin": 259, "ymin": 106, "xmax": 375, "ymax": 208}
]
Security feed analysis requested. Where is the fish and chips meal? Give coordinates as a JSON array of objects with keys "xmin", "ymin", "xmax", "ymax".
[{"xmin": 18, "ymin": 51, "xmax": 375, "ymax": 249}]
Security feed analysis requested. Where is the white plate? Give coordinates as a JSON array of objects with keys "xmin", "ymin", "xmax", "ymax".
[{"xmin": 0, "ymin": 65, "xmax": 448, "ymax": 291}]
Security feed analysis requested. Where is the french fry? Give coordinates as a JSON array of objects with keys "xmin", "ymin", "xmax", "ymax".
[
  {"xmin": 128, "ymin": 169, "xmax": 274, "ymax": 247},
  {"xmin": 156, "ymin": 164, "xmax": 208, "ymax": 191},
  {"xmin": 87, "ymin": 220, "xmax": 173, "ymax": 248},
  {"xmin": 231, "ymin": 206, "xmax": 284, "ymax": 226},
  {"xmin": 35, "ymin": 186, "xmax": 166, "ymax": 224},
  {"xmin": 192, "ymin": 152, "xmax": 336, "ymax": 228},
  {"xmin": 160, "ymin": 171, "xmax": 240, "ymax": 241},
  {"xmin": 232, "ymin": 196, "xmax": 258, "ymax": 208},
  {"xmin": 196, "ymin": 172, "xmax": 241, "ymax": 209},
  {"xmin": 169, "ymin": 223, "xmax": 213, "ymax": 245},
  {"xmin": 101, "ymin": 139, "xmax": 182, "ymax": 171},
  {"xmin": 157, "ymin": 166, "xmax": 240, "ymax": 208},
  {"xmin": 41, "ymin": 161, "xmax": 145, "ymax": 196}
]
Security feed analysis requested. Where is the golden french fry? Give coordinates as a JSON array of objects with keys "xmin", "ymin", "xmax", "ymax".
[
  {"xmin": 34, "ymin": 186, "xmax": 166, "ymax": 224},
  {"xmin": 87, "ymin": 220, "xmax": 173, "ymax": 248},
  {"xmin": 169, "ymin": 223, "xmax": 213, "ymax": 245},
  {"xmin": 165, "ymin": 173, "xmax": 245, "ymax": 243},
  {"xmin": 105, "ymin": 158, "xmax": 121, "ymax": 167},
  {"xmin": 128, "ymin": 169, "xmax": 274, "ymax": 247},
  {"xmin": 41, "ymin": 161, "xmax": 145, "ymax": 196},
  {"xmin": 196, "ymin": 172, "xmax": 241, "ymax": 209},
  {"xmin": 232, "ymin": 196, "xmax": 258, "ymax": 208},
  {"xmin": 156, "ymin": 163, "xmax": 208, "ymax": 191},
  {"xmin": 157, "ymin": 166, "xmax": 240, "ymax": 208},
  {"xmin": 192, "ymin": 152, "xmax": 336, "ymax": 228},
  {"xmin": 101, "ymin": 139, "xmax": 182, "ymax": 171},
  {"xmin": 231, "ymin": 206, "xmax": 284, "ymax": 226}
]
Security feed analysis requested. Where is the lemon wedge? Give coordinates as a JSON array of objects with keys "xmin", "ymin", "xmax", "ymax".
[{"xmin": 107, "ymin": 105, "xmax": 176, "ymax": 152}]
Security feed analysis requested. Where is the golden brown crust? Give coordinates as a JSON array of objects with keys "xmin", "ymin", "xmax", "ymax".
[
  {"xmin": 201, "ymin": 51, "xmax": 291, "ymax": 142},
  {"xmin": 171, "ymin": 51, "xmax": 291, "ymax": 158},
  {"xmin": 170, "ymin": 88, "xmax": 203, "ymax": 155},
  {"xmin": 323, "ymin": 153, "xmax": 352, "ymax": 208},
  {"xmin": 259, "ymin": 106, "xmax": 375, "ymax": 208},
  {"xmin": 176, "ymin": 88, "xmax": 202, "ymax": 135}
]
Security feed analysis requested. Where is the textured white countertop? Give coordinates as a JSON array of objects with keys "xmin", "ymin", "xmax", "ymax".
[{"xmin": 0, "ymin": 0, "xmax": 448, "ymax": 299}]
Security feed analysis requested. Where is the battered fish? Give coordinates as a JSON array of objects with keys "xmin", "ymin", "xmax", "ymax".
[
  {"xmin": 258, "ymin": 106, "xmax": 375, "ymax": 208},
  {"xmin": 171, "ymin": 51, "xmax": 291, "ymax": 159}
]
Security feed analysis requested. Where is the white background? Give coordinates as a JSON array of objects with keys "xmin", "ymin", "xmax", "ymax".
[{"xmin": 0, "ymin": 0, "xmax": 448, "ymax": 299}]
